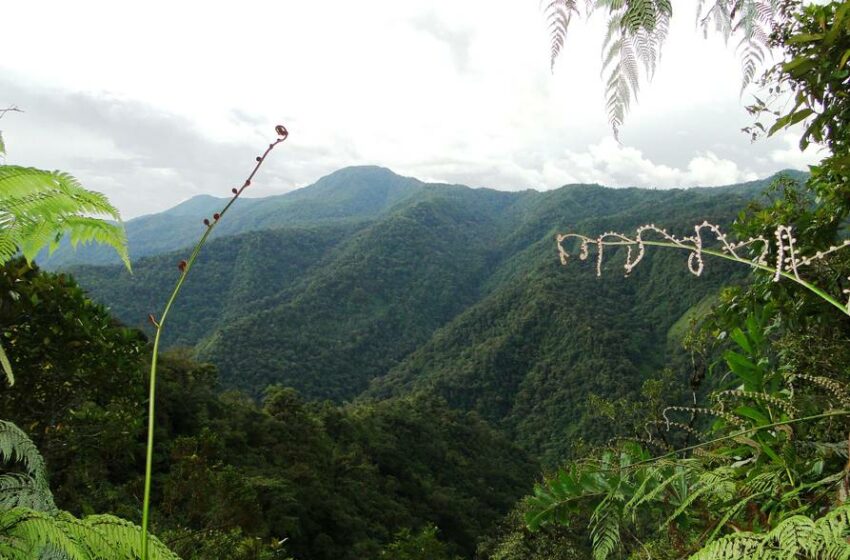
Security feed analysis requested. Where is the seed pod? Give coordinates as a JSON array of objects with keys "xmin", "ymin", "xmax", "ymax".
[
  {"xmin": 232, "ymin": 188, "xmax": 238, "ymax": 194},
  {"xmin": 256, "ymin": 156, "xmax": 262, "ymax": 162},
  {"xmin": 178, "ymin": 260, "xmax": 187, "ymax": 272},
  {"xmin": 213, "ymin": 213, "xmax": 220, "ymax": 221},
  {"xmin": 275, "ymin": 124, "xmax": 288, "ymax": 139},
  {"xmin": 203, "ymin": 218, "xmax": 210, "ymax": 226}
]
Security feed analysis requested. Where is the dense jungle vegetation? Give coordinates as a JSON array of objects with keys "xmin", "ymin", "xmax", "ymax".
[{"xmin": 1, "ymin": 0, "xmax": 849, "ymax": 558}]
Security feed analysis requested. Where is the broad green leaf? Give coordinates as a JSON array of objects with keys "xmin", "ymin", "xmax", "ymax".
[
  {"xmin": 724, "ymin": 350, "xmax": 762, "ymax": 389},
  {"xmin": 734, "ymin": 405, "xmax": 769, "ymax": 426},
  {"xmin": 729, "ymin": 327, "xmax": 752, "ymax": 354}
]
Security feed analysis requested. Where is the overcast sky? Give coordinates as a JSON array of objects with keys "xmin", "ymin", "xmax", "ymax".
[{"xmin": 1, "ymin": 0, "xmax": 823, "ymax": 218}]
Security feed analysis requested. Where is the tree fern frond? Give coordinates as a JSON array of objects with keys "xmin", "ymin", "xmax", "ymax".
[
  {"xmin": 590, "ymin": 508, "xmax": 621, "ymax": 560},
  {"xmin": 599, "ymin": 1, "xmax": 671, "ymax": 137},
  {"xmin": 0, "ymin": 421, "xmax": 56, "ymax": 514},
  {"xmin": 0, "ymin": 165, "xmax": 129, "ymax": 270},
  {"xmin": 82, "ymin": 514, "xmax": 181, "ymax": 560},
  {"xmin": 0, "ymin": 508, "xmax": 182, "ymax": 560},
  {"xmin": 0, "ymin": 474, "xmax": 56, "ymax": 512},
  {"xmin": 0, "ymin": 422, "xmax": 50, "ymax": 491},
  {"xmin": 696, "ymin": 0, "xmax": 777, "ymax": 94},
  {"xmin": 544, "ymin": 0, "xmax": 580, "ymax": 70},
  {"xmin": 690, "ymin": 504, "xmax": 850, "ymax": 560},
  {"xmin": 0, "ymin": 509, "xmax": 91, "ymax": 560}
]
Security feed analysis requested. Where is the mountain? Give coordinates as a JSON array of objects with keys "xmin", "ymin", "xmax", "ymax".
[
  {"xmin": 40, "ymin": 166, "xmax": 425, "ymax": 268},
  {"xmin": 63, "ymin": 167, "xmax": 802, "ymax": 461}
]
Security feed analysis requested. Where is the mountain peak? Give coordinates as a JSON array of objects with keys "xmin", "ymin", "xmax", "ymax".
[{"xmin": 312, "ymin": 165, "xmax": 418, "ymax": 187}]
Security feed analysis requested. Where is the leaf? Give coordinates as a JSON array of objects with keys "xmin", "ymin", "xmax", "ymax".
[
  {"xmin": 0, "ymin": 340, "xmax": 12, "ymax": 386},
  {"xmin": 734, "ymin": 405, "xmax": 769, "ymax": 426},
  {"xmin": 0, "ymin": 165, "xmax": 131, "ymax": 271},
  {"xmin": 729, "ymin": 327, "xmax": 752, "ymax": 354},
  {"xmin": 724, "ymin": 350, "xmax": 762, "ymax": 389}
]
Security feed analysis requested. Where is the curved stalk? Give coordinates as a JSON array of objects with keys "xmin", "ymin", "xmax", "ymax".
[
  {"xmin": 571, "ymin": 237, "xmax": 850, "ymax": 316},
  {"xmin": 140, "ymin": 128, "xmax": 288, "ymax": 559},
  {"xmin": 628, "ymin": 409, "xmax": 850, "ymax": 469}
]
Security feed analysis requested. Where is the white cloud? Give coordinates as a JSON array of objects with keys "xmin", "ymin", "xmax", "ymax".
[
  {"xmin": 770, "ymin": 133, "xmax": 825, "ymax": 170},
  {"xmin": 0, "ymin": 1, "xmax": 823, "ymax": 218},
  {"xmin": 536, "ymin": 138, "xmax": 758, "ymax": 189}
]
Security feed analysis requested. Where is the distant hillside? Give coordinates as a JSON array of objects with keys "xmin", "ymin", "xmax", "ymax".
[
  {"xmin": 40, "ymin": 166, "xmax": 425, "ymax": 268},
  {"xmin": 64, "ymin": 167, "xmax": 804, "ymax": 462}
]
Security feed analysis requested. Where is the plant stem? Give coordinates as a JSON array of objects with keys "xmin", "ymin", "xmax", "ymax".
[
  {"xmin": 602, "ymin": 239, "xmax": 850, "ymax": 316},
  {"xmin": 140, "ymin": 131, "xmax": 287, "ymax": 559},
  {"xmin": 628, "ymin": 409, "xmax": 850, "ymax": 469}
]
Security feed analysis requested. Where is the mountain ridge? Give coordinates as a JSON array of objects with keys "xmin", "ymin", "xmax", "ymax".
[
  {"xmin": 63, "ymin": 167, "xmax": 806, "ymax": 461},
  {"xmin": 41, "ymin": 166, "xmax": 805, "ymax": 268}
]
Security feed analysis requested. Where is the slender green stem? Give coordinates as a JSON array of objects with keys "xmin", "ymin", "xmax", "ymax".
[
  {"xmin": 140, "ymin": 132, "xmax": 286, "ymax": 559},
  {"xmin": 628, "ymin": 409, "xmax": 850, "ymax": 469}
]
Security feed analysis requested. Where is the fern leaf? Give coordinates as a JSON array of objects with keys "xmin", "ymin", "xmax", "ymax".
[
  {"xmin": 545, "ymin": 0, "xmax": 580, "ymax": 70},
  {"xmin": 590, "ymin": 508, "xmax": 620, "ymax": 560},
  {"xmin": 0, "ymin": 508, "xmax": 182, "ymax": 560},
  {"xmin": 0, "ymin": 421, "xmax": 56, "ymax": 514},
  {"xmin": 83, "ymin": 514, "xmax": 182, "ymax": 560},
  {"xmin": 0, "ymin": 165, "xmax": 130, "ymax": 270}
]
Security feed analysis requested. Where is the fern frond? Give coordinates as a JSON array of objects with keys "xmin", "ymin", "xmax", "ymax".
[
  {"xmin": 0, "ymin": 474, "xmax": 56, "ymax": 512},
  {"xmin": 590, "ymin": 507, "xmax": 621, "ymax": 560},
  {"xmin": 696, "ymin": 1, "xmax": 777, "ymax": 94},
  {"xmin": 0, "ymin": 508, "xmax": 181, "ymax": 560},
  {"xmin": 0, "ymin": 421, "xmax": 55, "ymax": 514},
  {"xmin": 690, "ymin": 503, "xmax": 850, "ymax": 560},
  {"xmin": 0, "ymin": 165, "xmax": 129, "ymax": 270},
  {"xmin": 544, "ymin": 0, "xmax": 580, "ymax": 70},
  {"xmin": 82, "ymin": 514, "xmax": 182, "ymax": 560}
]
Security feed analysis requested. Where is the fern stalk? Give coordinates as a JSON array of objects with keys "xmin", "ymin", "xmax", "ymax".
[
  {"xmin": 629, "ymin": 409, "xmax": 850, "ymax": 469},
  {"xmin": 629, "ymin": 240, "xmax": 849, "ymax": 316},
  {"xmin": 140, "ymin": 126, "xmax": 288, "ymax": 559}
]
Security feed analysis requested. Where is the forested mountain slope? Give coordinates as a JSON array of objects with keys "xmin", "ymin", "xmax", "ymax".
[
  {"xmin": 64, "ymin": 167, "xmax": 800, "ymax": 459},
  {"xmin": 40, "ymin": 166, "xmax": 426, "ymax": 268}
]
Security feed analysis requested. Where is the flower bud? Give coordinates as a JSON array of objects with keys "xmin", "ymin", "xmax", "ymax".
[
  {"xmin": 213, "ymin": 213, "xmax": 220, "ymax": 221},
  {"xmin": 203, "ymin": 218, "xmax": 210, "ymax": 226},
  {"xmin": 275, "ymin": 124, "xmax": 289, "ymax": 139},
  {"xmin": 178, "ymin": 260, "xmax": 187, "ymax": 272}
]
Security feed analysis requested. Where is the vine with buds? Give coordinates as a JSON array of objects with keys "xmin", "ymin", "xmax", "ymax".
[
  {"xmin": 140, "ymin": 125, "xmax": 289, "ymax": 559},
  {"xmin": 556, "ymin": 221, "xmax": 850, "ymax": 316}
]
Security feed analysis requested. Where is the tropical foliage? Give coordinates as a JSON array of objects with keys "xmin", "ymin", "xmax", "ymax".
[
  {"xmin": 0, "ymin": 419, "xmax": 177, "ymax": 559},
  {"xmin": 520, "ymin": 3, "xmax": 850, "ymax": 559},
  {"xmin": 0, "ymin": 122, "xmax": 171, "ymax": 558},
  {"xmin": 544, "ymin": 0, "xmax": 783, "ymax": 135}
]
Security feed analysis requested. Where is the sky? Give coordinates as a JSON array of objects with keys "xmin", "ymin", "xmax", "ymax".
[{"xmin": 0, "ymin": 0, "xmax": 823, "ymax": 219}]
